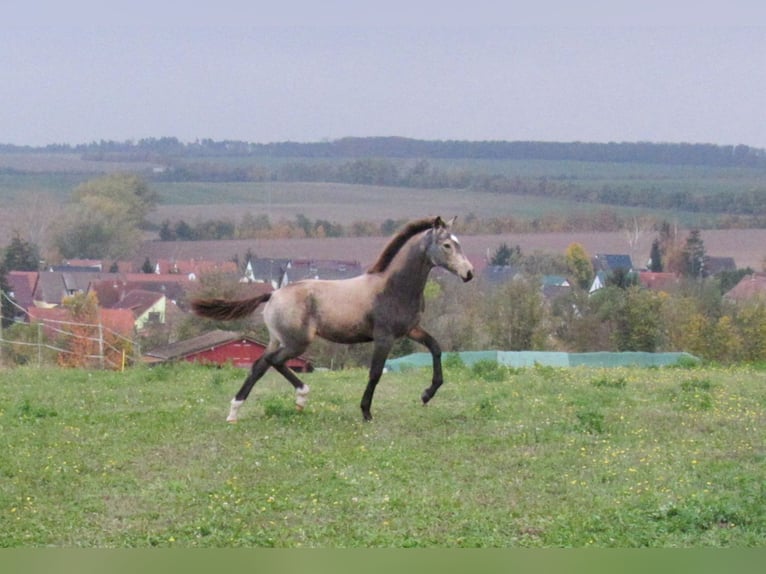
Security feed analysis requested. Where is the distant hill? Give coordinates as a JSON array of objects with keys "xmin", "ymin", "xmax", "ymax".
[{"xmin": 3, "ymin": 136, "xmax": 766, "ymax": 168}]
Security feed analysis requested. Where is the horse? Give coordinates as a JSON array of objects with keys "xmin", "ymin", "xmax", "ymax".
[{"xmin": 191, "ymin": 216, "xmax": 474, "ymax": 422}]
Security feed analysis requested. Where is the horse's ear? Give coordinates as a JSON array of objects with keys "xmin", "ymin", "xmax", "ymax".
[
  {"xmin": 433, "ymin": 216, "xmax": 445, "ymax": 229},
  {"xmin": 446, "ymin": 216, "xmax": 457, "ymax": 228}
]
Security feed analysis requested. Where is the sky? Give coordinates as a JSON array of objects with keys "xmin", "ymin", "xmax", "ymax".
[{"xmin": 3, "ymin": 3, "xmax": 766, "ymax": 148}]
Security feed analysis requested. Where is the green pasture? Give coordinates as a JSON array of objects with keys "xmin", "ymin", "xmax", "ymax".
[
  {"xmin": 2, "ymin": 152, "xmax": 764, "ymax": 225},
  {"xmin": 0, "ymin": 362, "xmax": 763, "ymax": 547},
  {"xmin": 0, "ymin": 172, "xmax": 88, "ymax": 202}
]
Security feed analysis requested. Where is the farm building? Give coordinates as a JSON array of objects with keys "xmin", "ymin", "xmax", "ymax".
[
  {"xmin": 143, "ymin": 329, "xmax": 313, "ymax": 371},
  {"xmin": 725, "ymin": 272, "xmax": 766, "ymax": 302}
]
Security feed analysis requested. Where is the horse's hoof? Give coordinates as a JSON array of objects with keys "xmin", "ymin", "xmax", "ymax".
[
  {"xmin": 295, "ymin": 385, "xmax": 309, "ymax": 411},
  {"xmin": 227, "ymin": 419, "xmax": 238, "ymax": 424}
]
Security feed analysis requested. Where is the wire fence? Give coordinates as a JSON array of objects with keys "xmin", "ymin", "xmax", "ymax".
[{"xmin": 0, "ymin": 290, "xmax": 141, "ymax": 369}]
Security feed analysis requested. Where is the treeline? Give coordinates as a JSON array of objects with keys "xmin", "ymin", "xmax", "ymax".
[
  {"xmin": 6, "ymin": 137, "xmax": 766, "ymax": 220},
  {"xmin": 4, "ymin": 136, "xmax": 766, "ymax": 168},
  {"xmin": 158, "ymin": 213, "xmax": 367, "ymax": 241},
  {"xmin": 157, "ymin": 209, "xmax": 643, "ymax": 242},
  {"xmin": 152, "ymin": 157, "xmax": 766, "ymax": 218},
  {"xmin": 154, "ymin": 150, "xmax": 766, "ymax": 218}
]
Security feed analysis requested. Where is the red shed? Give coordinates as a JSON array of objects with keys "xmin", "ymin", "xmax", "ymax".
[{"xmin": 144, "ymin": 329, "xmax": 313, "ymax": 372}]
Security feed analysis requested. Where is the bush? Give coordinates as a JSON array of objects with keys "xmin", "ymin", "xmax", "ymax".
[{"xmin": 471, "ymin": 359, "xmax": 512, "ymax": 382}]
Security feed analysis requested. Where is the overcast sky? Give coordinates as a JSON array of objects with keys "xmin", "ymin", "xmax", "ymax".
[{"xmin": 3, "ymin": 3, "xmax": 766, "ymax": 148}]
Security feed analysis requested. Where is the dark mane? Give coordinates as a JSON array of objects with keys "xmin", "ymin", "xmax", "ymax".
[{"xmin": 367, "ymin": 217, "xmax": 437, "ymax": 273}]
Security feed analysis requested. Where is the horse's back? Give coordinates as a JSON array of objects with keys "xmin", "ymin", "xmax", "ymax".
[{"xmin": 265, "ymin": 275, "xmax": 381, "ymax": 344}]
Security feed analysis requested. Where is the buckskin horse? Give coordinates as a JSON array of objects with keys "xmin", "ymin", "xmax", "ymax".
[{"xmin": 191, "ymin": 216, "xmax": 474, "ymax": 422}]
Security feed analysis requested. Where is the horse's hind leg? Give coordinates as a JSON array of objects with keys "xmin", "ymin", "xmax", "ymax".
[
  {"xmin": 264, "ymin": 342, "xmax": 311, "ymax": 410},
  {"xmin": 228, "ymin": 343, "xmax": 310, "ymax": 421},
  {"xmin": 227, "ymin": 353, "xmax": 273, "ymax": 422},
  {"xmin": 272, "ymin": 363, "xmax": 310, "ymax": 410}
]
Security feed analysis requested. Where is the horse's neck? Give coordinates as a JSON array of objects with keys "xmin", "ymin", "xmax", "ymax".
[{"xmin": 383, "ymin": 235, "xmax": 432, "ymax": 294}]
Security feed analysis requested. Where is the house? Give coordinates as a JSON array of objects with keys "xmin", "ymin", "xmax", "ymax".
[
  {"xmin": 638, "ymin": 271, "xmax": 680, "ymax": 292},
  {"xmin": 109, "ymin": 289, "xmax": 166, "ymax": 331},
  {"xmin": 6, "ymin": 271, "xmax": 38, "ymax": 318},
  {"xmin": 287, "ymin": 259, "xmax": 362, "ymax": 282},
  {"xmin": 152, "ymin": 258, "xmax": 238, "ymax": 280},
  {"xmin": 724, "ymin": 273, "xmax": 766, "ymax": 302},
  {"xmin": 541, "ymin": 275, "xmax": 571, "ymax": 301},
  {"xmin": 33, "ymin": 271, "xmax": 123, "ymax": 307},
  {"xmin": 90, "ymin": 276, "xmax": 190, "ymax": 310},
  {"xmin": 705, "ymin": 256, "xmax": 737, "ymax": 276},
  {"xmin": 143, "ymin": 329, "xmax": 313, "ymax": 371},
  {"xmin": 56, "ymin": 259, "xmax": 136, "ymax": 273},
  {"xmin": 27, "ymin": 306, "xmax": 135, "ymax": 340},
  {"xmin": 589, "ymin": 254, "xmax": 635, "ymax": 293},
  {"xmin": 589, "ymin": 272, "xmax": 606, "ymax": 294},
  {"xmin": 480, "ymin": 265, "xmax": 521, "ymax": 285},
  {"xmin": 242, "ymin": 258, "xmax": 363, "ymax": 288},
  {"xmin": 242, "ymin": 258, "xmax": 291, "ymax": 288},
  {"xmin": 592, "ymin": 254, "xmax": 634, "ymax": 273}
]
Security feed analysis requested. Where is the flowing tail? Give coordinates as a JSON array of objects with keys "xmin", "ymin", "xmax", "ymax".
[{"xmin": 191, "ymin": 293, "xmax": 272, "ymax": 321}]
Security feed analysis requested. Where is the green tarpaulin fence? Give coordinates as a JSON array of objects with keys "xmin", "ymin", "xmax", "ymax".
[{"xmin": 385, "ymin": 350, "xmax": 699, "ymax": 372}]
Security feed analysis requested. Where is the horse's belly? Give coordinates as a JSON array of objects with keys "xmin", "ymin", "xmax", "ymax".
[{"xmin": 316, "ymin": 313, "xmax": 374, "ymax": 344}]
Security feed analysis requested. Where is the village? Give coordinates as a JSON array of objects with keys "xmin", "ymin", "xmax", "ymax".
[{"xmin": 3, "ymin": 233, "xmax": 765, "ymax": 370}]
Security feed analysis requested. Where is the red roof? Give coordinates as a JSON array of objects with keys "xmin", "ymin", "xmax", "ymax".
[
  {"xmin": 638, "ymin": 271, "xmax": 680, "ymax": 292},
  {"xmin": 725, "ymin": 273, "xmax": 766, "ymax": 302},
  {"xmin": 144, "ymin": 329, "xmax": 312, "ymax": 371},
  {"xmin": 110, "ymin": 290, "xmax": 164, "ymax": 317},
  {"xmin": 153, "ymin": 259, "xmax": 238, "ymax": 276},
  {"xmin": 28, "ymin": 306, "xmax": 135, "ymax": 338}
]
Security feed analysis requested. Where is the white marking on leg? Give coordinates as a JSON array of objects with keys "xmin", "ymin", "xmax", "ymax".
[
  {"xmin": 227, "ymin": 399, "xmax": 244, "ymax": 422},
  {"xmin": 295, "ymin": 384, "xmax": 310, "ymax": 410}
]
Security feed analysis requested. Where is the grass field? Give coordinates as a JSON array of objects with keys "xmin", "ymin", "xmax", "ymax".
[
  {"xmin": 1, "ymin": 361, "xmax": 763, "ymax": 547},
  {"xmin": 2, "ymin": 152, "xmax": 763, "ymax": 231},
  {"xmin": 148, "ymin": 181, "xmax": 621, "ymax": 225}
]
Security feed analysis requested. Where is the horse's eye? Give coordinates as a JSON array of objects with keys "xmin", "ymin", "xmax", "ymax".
[{"xmin": 443, "ymin": 243, "xmax": 452, "ymax": 250}]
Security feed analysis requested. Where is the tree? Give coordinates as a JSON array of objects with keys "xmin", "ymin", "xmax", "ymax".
[
  {"xmin": 590, "ymin": 285, "xmax": 662, "ymax": 352},
  {"xmin": 57, "ymin": 292, "xmax": 101, "ymax": 368},
  {"xmin": 681, "ymin": 229, "xmax": 707, "ymax": 278},
  {"xmin": 53, "ymin": 213, "xmax": 138, "ymax": 259},
  {"xmin": 734, "ymin": 301, "xmax": 766, "ymax": 362},
  {"xmin": 3, "ymin": 233, "xmax": 41, "ymax": 271},
  {"xmin": 0, "ymin": 264, "xmax": 12, "ymax": 329},
  {"xmin": 565, "ymin": 242, "xmax": 594, "ymax": 290},
  {"xmin": 52, "ymin": 174, "xmax": 158, "ymax": 260},
  {"xmin": 490, "ymin": 242, "xmax": 521, "ymax": 266},
  {"xmin": 72, "ymin": 173, "xmax": 158, "ymax": 226},
  {"xmin": 648, "ymin": 238, "xmax": 663, "ymax": 272},
  {"xmin": 606, "ymin": 268, "xmax": 638, "ymax": 289},
  {"xmin": 57, "ymin": 291, "xmax": 131, "ymax": 369},
  {"xmin": 483, "ymin": 277, "xmax": 546, "ymax": 350}
]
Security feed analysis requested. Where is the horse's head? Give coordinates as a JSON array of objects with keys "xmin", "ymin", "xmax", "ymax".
[{"xmin": 426, "ymin": 216, "xmax": 474, "ymax": 282}]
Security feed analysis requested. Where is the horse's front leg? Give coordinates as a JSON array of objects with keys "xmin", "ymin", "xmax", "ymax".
[
  {"xmin": 360, "ymin": 336, "xmax": 394, "ymax": 421},
  {"xmin": 407, "ymin": 326, "xmax": 443, "ymax": 405}
]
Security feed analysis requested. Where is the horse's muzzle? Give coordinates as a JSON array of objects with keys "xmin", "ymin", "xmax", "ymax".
[{"xmin": 462, "ymin": 270, "xmax": 474, "ymax": 282}]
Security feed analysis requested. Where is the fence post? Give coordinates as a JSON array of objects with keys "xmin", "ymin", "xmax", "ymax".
[
  {"xmin": 37, "ymin": 321, "xmax": 42, "ymax": 367},
  {"xmin": 98, "ymin": 321, "xmax": 105, "ymax": 369},
  {"xmin": 0, "ymin": 289, "xmax": 4, "ymax": 367}
]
